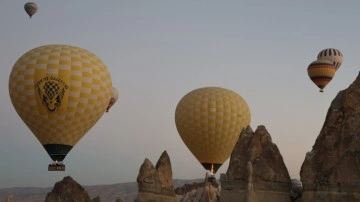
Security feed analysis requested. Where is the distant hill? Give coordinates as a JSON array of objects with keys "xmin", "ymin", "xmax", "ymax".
[{"xmin": 0, "ymin": 178, "xmax": 204, "ymax": 202}]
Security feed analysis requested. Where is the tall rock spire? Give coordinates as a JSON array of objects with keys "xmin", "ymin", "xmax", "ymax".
[{"xmin": 300, "ymin": 72, "xmax": 360, "ymax": 201}]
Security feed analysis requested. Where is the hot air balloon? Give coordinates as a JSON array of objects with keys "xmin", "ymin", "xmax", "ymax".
[
  {"xmin": 317, "ymin": 48, "xmax": 343, "ymax": 70},
  {"xmin": 106, "ymin": 87, "xmax": 119, "ymax": 112},
  {"xmin": 24, "ymin": 2, "xmax": 38, "ymax": 18},
  {"xmin": 307, "ymin": 59, "xmax": 336, "ymax": 93},
  {"xmin": 9, "ymin": 44, "xmax": 112, "ymax": 171},
  {"xmin": 175, "ymin": 87, "xmax": 251, "ymax": 174}
]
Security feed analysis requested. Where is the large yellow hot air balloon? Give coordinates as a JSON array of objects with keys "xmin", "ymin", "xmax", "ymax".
[
  {"xmin": 9, "ymin": 44, "xmax": 113, "ymax": 171},
  {"xmin": 24, "ymin": 2, "xmax": 38, "ymax": 18},
  {"xmin": 317, "ymin": 48, "xmax": 343, "ymax": 71},
  {"xmin": 307, "ymin": 59, "xmax": 336, "ymax": 93},
  {"xmin": 175, "ymin": 87, "xmax": 251, "ymax": 174}
]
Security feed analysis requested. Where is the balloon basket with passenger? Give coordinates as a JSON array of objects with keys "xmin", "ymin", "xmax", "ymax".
[
  {"xmin": 205, "ymin": 164, "xmax": 217, "ymax": 183},
  {"xmin": 48, "ymin": 161, "xmax": 65, "ymax": 171}
]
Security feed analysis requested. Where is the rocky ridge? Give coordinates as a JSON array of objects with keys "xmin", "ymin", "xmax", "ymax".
[
  {"xmin": 178, "ymin": 173, "xmax": 220, "ymax": 202},
  {"xmin": 134, "ymin": 151, "xmax": 220, "ymax": 202},
  {"xmin": 134, "ymin": 151, "xmax": 177, "ymax": 202},
  {"xmin": 221, "ymin": 125, "xmax": 292, "ymax": 202},
  {"xmin": 299, "ymin": 72, "xmax": 360, "ymax": 201},
  {"xmin": 45, "ymin": 176, "xmax": 92, "ymax": 202}
]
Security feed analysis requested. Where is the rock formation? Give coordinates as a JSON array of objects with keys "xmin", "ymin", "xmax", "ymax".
[
  {"xmin": 5, "ymin": 195, "xmax": 16, "ymax": 202},
  {"xmin": 290, "ymin": 179, "xmax": 302, "ymax": 201},
  {"xmin": 299, "ymin": 72, "xmax": 360, "ymax": 201},
  {"xmin": 156, "ymin": 150, "xmax": 174, "ymax": 195},
  {"xmin": 91, "ymin": 196, "xmax": 101, "ymax": 202},
  {"xmin": 177, "ymin": 173, "xmax": 220, "ymax": 202},
  {"xmin": 220, "ymin": 125, "xmax": 292, "ymax": 202},
  {"xmin": 134, "ymin": 151, "xmax": 177, "ymax": 202},
  {"xmin": 45, "ymin": 176, "xmax": 91, "ymax": 202},
  {"xmin": 175, "ymin": 179, "xmax": 219, "ymax": 196}
]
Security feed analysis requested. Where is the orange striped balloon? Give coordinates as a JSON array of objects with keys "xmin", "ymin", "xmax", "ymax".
[{"xmin": 307, "ymin": 60, "xmax": 336, "ymax": 92}]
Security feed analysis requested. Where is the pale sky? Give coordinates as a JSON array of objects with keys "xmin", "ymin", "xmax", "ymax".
[{"xmin": 0, "ymin": 1, "xmax": 359, "ymax": 188}]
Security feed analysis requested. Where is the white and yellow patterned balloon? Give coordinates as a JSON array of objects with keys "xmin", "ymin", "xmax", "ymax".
[
  {"xmin": 175, "ymin": 87, "xmax": 251, "ymax": 173},
  {"xmin": 9, "ymin": 44, "xmax": 113, "ymax": 166},
  {"xmin": 317, "ymin": 48, "xmax": 343, "ymax": 70}
]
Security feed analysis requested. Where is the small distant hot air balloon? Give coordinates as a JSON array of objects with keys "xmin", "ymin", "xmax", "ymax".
[
  {"xmin": 317, "ymin": 48, "xmax": 343, "ymax": 70},
  {"xmin": 175, "ymin": 87, "xmax": 251, "ymax": 174},
  {"xmin": 9, "ymin": 44, "xmax": 113, "ymax": 171},
  {"xmin": 307, "ymin": 59, "xmax": 336, "ymax": 92},
  {"xmin": 24, "ymin": 2, "xmax": 38, "ymax": 18},
  {"xmin": 106, "ymin": 87, "xmax": 119, "ymax": 112}
]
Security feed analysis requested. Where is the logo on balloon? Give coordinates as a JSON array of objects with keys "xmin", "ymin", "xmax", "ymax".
[{"xmin": 35, "ymin": 76, "xmax": 69, "ymax": 113}]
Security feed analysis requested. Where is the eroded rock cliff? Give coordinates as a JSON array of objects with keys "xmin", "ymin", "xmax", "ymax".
[
  {"xmin": 5, "ymin": 195, "xmax": 15, "ymax": 202},
  {"xmin": 221, "ymin": 125, "xmax": 291, "ymax": 202},
  {"xmin": 134, "ymin": 151, "xmax": 177, "ymax": 202},
  {"xmin": 178, "ymin": 173, "xmax": 220, "ymax": 202},
  {"xmin": 45, "ymin": 176, "xmax": 91, "ymax": 202},
  {"xmin": 300, "ymin": 72, "xmax": 360, "ymax": 201}
]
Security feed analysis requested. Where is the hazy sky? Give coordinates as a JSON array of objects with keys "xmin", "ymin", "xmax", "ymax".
[{"xmin": 1, "ymin": 1, "xmax": 360, "ymax": 188}]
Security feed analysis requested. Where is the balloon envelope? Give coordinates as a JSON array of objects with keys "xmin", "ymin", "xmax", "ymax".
[
  {"xmin": 24, "ymin": 2, "xmax": 38, "ymax": 18},
  {"xmin": 175, "ymin": 87, "xmax": 251, "ymax": 173},
  {"xmin": 9, "ymin": 44, "xmax": 112, "ymax": 164},
  {"xmin": 307, "ymin": 59, "xmax": 336, "ymax": 92},
  {"xmin": 106, "ymin": 87, "xmax": 119, "ymax": 112},
  {"xmin": 317, "ymin": 48, "xmax": 343, "ymax": 70},
  {"xmin": 112, "ymin": 87, "xmax": 119, "ymax": 102}
]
